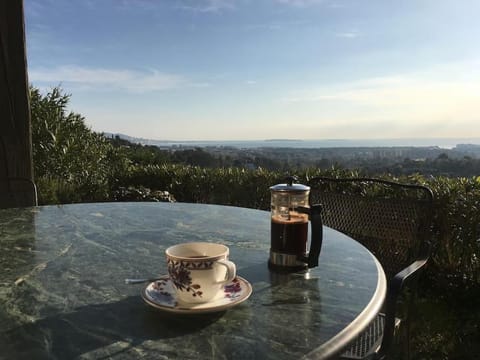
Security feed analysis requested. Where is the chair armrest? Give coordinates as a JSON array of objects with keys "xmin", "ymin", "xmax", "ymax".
[
  {"xmin": 379, "ymin": 257, "xmax": 428, "ymax": 356},
  {"xmin": 390, "ymin": 258, "xmax": 428, "ymax": 299}
]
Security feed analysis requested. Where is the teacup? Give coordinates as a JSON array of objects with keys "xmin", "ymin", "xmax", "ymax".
[{"xmin": 166, "ymin": 242, "xmax": 236, "ymax": 304}]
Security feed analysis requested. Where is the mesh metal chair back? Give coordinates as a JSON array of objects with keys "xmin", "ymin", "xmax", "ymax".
[
  {"xmin": 309, "ymin": 177, "xmax": 433, "ymax": 282},
  {"xmin": 309, "ymin": 177, "xmax": 433, "ymax": 358}
]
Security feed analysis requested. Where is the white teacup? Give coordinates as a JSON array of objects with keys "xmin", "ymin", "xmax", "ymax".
[{"xmin": 166, "ymin": 242, "xmax": 236, "ymax": 304}]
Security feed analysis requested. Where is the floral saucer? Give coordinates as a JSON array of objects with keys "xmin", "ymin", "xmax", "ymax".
[{"xmin": 141, "ymin": 276, "xmax": 252, "ymax": 314}]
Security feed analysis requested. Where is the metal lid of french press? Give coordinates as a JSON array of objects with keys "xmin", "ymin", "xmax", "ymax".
[{"xmin": 269, "ymin": 176, "xmax": 310, "ymax": 193}]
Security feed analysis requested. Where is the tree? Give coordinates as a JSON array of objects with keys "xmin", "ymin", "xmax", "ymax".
[{"xmin": 30, "ymin": 86, "xmax": 130, "ymax": 202}]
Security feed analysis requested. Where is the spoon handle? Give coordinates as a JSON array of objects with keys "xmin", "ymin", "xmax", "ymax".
[{"xmin": 124, "ymin": 277, "xmax": 166, "ymax": 285}]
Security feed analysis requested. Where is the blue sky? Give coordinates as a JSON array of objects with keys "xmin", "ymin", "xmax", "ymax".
[{"xmin": 25, "ymin": 0, "xmax": 480, "ymax": 141}]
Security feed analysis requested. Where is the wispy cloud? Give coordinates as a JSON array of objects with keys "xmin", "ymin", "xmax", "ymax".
[
  {"xmin": 281, "ymin": 62, "xmax": 480, "ymax": 133},
  {"xmin": 284, "ymin": 75, "xmax": 480, "ymax": 107},
  {"xmin": 175, "ymin": 0, "xmax": 236, "ymax": 13},
  {"xmin": 29, "ymin": 66, "xmax": 192, "ymax": 93},
  {"xmin": 335, "ymin": 30, "xmax": 360, "ymax": 38},
  {"xmin": 114, "ymin": 0, "xmax": 164, "ymax": 12},
  {"xmin": 276, "ymin": 0, "xmax": 326, "ymax": 7},
  {"xmin": 327, "ymin": 2, "xmax": 347, "ymax": 9},
  {"xmin": 244, "ymin": 23, "xmax": 282, "ymax": 31},
  {"xmin": 285, "ymin": 59, "xmax": 480, "ymax": 100},
  {"xmin": 244, "ymin": 19, "xmax": 310, "ymax": 31}
]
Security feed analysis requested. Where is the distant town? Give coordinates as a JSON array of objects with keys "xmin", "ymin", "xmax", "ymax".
[{"xmin": 105, "ymin": 133, "xmax": 480, "ymax": 178}]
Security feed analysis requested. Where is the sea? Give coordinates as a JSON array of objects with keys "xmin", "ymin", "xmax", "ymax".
[{"xmin": 140, "ymin": 138, "xmax": 480, "ymax": 150}]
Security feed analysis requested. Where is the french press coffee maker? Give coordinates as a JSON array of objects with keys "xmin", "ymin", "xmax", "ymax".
[{"xmin": 269, "ymin": 177, "xmax": 323, "ymax": 272}]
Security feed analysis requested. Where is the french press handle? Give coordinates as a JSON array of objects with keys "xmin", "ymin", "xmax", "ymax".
[{"xmin": 297, "ymin": 204, "xmax": 323, "ymax": 268}]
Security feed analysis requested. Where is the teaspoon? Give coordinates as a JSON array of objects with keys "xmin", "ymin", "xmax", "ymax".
[{"xmin": 124, "ymin": 276, "xmax": 168, "ymax": 285}]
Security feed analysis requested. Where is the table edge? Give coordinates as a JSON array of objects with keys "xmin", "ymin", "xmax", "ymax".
[{"xmin": 302, "ymin": 252, "xmax": 387, "ymax": 359}]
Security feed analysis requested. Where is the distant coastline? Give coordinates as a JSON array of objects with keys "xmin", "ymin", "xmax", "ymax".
[
  {"xmin": 264, "ymin": 139, "xmax": 302, "ymax": 142},
  {"xmin": 103, "ymin": 133, "xmax": 480, "ymax": 150}
]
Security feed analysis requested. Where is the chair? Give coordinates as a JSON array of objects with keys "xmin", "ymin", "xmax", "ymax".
[
  {"xmin": 308, "ymin": 177, "xmax": 433, "ymax": 360},
  {"xmin": 0, "ymin": 176, "xmax": 38, "ymax": 208}
]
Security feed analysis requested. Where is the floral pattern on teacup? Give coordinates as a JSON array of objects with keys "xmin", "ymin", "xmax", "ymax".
[
  {"xmin": 167, "ymin": 258, "xmax": 214, "ymax": 298},
  {"xmin": 224, "ymin": 278, "xmax": 242, "ymax": 300},
  {"xmin": 149, "ymin": 279, "xmax": 177, "ymax": 307}
]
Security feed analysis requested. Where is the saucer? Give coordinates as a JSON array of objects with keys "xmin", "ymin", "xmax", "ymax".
[{"xmin": 141, "ymin": 276, "xmax": 252, "ymax": 314}]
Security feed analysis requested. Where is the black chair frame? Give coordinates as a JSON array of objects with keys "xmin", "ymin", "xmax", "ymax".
[{"xmin": 308, "ymin": 176, "xmax": 433, "ymax": 359}]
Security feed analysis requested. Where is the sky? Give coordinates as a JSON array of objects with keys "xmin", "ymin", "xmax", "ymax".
[{"xmin": 25, "ymin": 0, "xmax": 480, "ymax": 141}]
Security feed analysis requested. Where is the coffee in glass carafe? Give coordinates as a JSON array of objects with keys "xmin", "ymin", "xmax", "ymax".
[{"xmin": 269, "ymin": 177, "xmax": 323, "ymax": 272}]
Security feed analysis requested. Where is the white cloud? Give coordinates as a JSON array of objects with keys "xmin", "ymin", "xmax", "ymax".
[
  {"xmin": 244, "ymin": 19, "xmax": 310, "ymax": 31},
  {"xmin": 327, "ymin": 2, "xmax": 346, "ymax": 9},
  {"xmin": 29, "ymin": 66, "xmax": 189, "ymax": 93},
  {"xmin": 276, "ymin": 0, "xmax": 325, "ymax": 7},
  {"xmin": 176, "ymin": 0, "xmax": 236, "ymax": 13},
  {"xmin": 335, "ymin": 30, "xmax": 360, "ymax": 38},
  {"xmin": 280, "ymin": 61, "xmax": 480, "ymax": 138},
  {"xmin": 283, "ymin": 60, "xmax": 480, "ymax": 107}
]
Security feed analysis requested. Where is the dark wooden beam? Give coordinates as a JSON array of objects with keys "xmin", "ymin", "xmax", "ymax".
[{"xmin": 0, "ymin": 0, "xmax": 33, "ymax": 180}]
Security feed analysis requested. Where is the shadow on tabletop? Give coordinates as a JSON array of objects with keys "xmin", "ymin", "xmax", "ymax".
[
  {"xmin": 2, "ymin": 295, "xmax": 224, "ymax": 359},
  {"xmin": 2, "ymin": 262, "xmax": 323, "ymax": 359}
]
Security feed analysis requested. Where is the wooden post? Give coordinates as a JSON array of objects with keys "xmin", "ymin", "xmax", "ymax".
[{"xmin": 0, "ymin": 0, "xmax": 33, "ymax": 180}]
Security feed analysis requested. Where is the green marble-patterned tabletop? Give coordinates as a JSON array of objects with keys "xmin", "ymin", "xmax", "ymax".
[{"xmin": 0, "ymin": 202, "xmax": 385, "ymax": 360}]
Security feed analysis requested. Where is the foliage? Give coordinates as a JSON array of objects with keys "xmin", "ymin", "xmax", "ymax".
[
  {"xmin": 426, "ymin": 176, "xmax": 480, "ymax": 288},
  {"xmin": 111, "ymin": 186, "xmax": 175, "ymax": 202},
  {"xmin": 35, "ymin": 176, "xmax": 83, "ymax": 204},
  {"xmin": 120, "ymin": 164, "xmax": 279, "ymax": 209},
  {"xmin": 30, "ymin": 86, "xmax": 131, "ymax": 202},
  {"xmin": 407, "ymin": 284, "xmax": 480, "ymax": 360},
  {"xmin": 107, "ymin": 135, "xmax": 171, "ymax": 166}
]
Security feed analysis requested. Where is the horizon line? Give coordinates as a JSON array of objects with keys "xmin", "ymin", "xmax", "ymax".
[{"xmin": 101, "ymin": 132, "xmax": 480, "ymax": 144}]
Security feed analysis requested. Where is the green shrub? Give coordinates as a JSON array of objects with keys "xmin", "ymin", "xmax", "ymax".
[
  {"xmin": 121, "ymin": 164, "xmax": 278, "ymax": 209},
  {"xmin": 426, "ymin": 176, "xmax": 480, "ymax": 289},
  {"xmin": 30, "ymin": 86, "xmax": 131, "ymax": 202}
]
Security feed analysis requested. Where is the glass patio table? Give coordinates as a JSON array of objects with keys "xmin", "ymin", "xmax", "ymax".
[{"xmin": 0, "ymin": 202, "xmax": 386, "ymax": 359}]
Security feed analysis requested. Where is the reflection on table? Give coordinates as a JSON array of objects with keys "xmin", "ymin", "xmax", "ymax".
[{"xmin": 0, "ymin": 202, "xmax": 386, "ymax": 359}]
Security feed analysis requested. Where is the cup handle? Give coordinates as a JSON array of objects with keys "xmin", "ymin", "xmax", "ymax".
[{"xmin": 216, "ymin": 259, "xmax": 237, "ymax": 283}]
